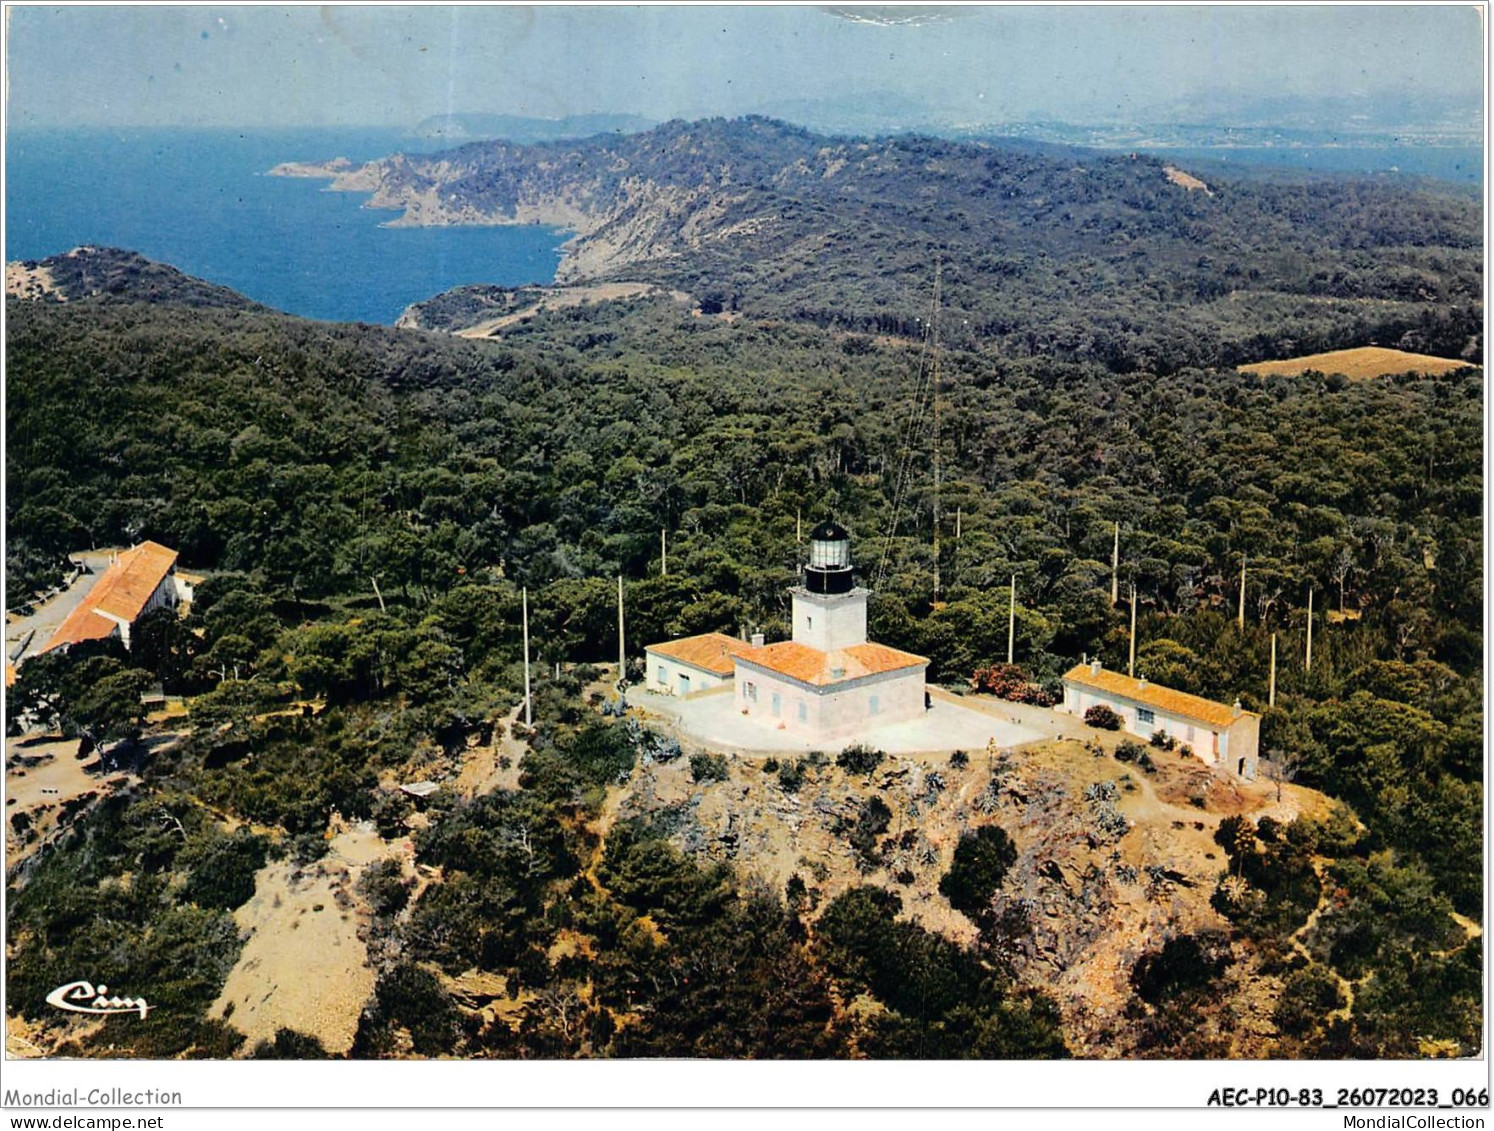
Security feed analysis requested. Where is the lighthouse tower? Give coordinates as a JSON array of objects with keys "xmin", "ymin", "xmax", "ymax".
[{"xmin": 792, "ymin": 521, "xmax": 869, "ymax": 651}]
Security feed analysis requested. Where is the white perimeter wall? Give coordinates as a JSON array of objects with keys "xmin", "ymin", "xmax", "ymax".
[{"xmin": 737, "ymin": 663, "xmax": 926, "ymax": 743}]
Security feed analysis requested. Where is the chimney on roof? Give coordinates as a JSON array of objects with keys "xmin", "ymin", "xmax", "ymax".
[
  {"xmin": 750, "ymin": 631, "xmax": 765, "ymax": 648},
  {"xmin": 1090, "ymin": 657, "xmax": 1102, "ymax": 676},
  {"xmin": 1232, "ymin": 698, "xmax": 1243, "ymax": 718}
]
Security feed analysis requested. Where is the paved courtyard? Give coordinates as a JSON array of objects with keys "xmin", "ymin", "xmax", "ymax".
[
  {"xmin": 4, "ymin": 550, "xmax": 116, "ymax": 662},
  {"xmin": 632, "ymin": 685, "xmax": 1059, "ymax": 755}
]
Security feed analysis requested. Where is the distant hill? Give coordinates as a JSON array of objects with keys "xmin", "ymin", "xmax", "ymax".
[
  {"xmin": 4, "ymin": 247, "xmax": 265, "ymax": 312},
  {"xmin": 407, "ymin": 112, "xmax": 656, "ymax": 144},
  {"xmin": 300, "ymin": 116, "xmax": 1481, "ymax": 370}
]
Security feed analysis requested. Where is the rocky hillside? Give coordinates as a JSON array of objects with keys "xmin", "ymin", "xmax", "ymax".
[
  {"xmin": 278, "ymin": 116, "xmax": 1483, "ymax": 369},
  {"xmin": 607, "ymin": 722, "xmax": 1330, "ymax": 1058},
  {"xmin": 4, "ymin": 247, "xmax": 265, "ymax": 312}
]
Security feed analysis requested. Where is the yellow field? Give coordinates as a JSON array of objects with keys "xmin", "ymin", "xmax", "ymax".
[{"xmin": 1240, "ymin": 346, "xmax": 1477, "ymax": 380}]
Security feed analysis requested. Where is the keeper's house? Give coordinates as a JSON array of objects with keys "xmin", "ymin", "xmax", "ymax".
[
  {"xmin": 1060, "ymin": 659, "xmax": 1260, "ymax": 779},
  {"xmin": 42, "ymin": 541, "xmax": 182, "ymax": 654},
  {"xmin": 645, "ymin": 632, "xmax": 758, "ymax": 697}
]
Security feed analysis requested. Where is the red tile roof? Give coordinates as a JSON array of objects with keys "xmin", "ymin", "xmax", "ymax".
[
  {"xmin": 737, "ymin": 641, "xmax": 927, "ymax": 687},
  {"xmin": 1061, "ymin": 664, "xmax": 1254, "ymax": 729},
  {"xmin": 645, "ymin": 632, "xmax": 758, "ymax": 676},
  {"xmin": 43, "ymin": 542, "xmax": 177, "ymax": 652}
]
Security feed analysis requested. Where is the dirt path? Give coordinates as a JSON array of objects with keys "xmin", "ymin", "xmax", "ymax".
[
  {"xmin": 453, "ymin": 282, "xmax": 659, "ymax": 339},
  {"xmin": 453, "ymin": 703, "xmax": 527, "ymax": 797}
]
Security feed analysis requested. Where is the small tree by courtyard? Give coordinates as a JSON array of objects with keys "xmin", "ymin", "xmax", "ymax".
[{"xmin": 1264, "ymin": 747, "xmax": 1304, "ymax": 803}]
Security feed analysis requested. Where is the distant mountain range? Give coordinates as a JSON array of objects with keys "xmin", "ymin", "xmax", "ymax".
[{"xmin": 407, "ymin": 112, "xmax": 657, "ymax": 144}]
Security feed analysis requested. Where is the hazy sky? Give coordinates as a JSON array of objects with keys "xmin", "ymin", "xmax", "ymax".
[{"xmin": 5, "ymin": 4, "xmax": 1484, "ymax": 129}]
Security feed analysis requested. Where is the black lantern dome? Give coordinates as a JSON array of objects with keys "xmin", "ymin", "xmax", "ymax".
[{"xmin": 805, "ymin": 520, "xmax": 854, "ymax": 594}]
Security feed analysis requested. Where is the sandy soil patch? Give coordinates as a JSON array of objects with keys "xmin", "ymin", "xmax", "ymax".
[
  {"xmin": 453, "ymin": 282, "xmax": 660, "ymax": 339},
  {"xmin": 210, "ymin": 823, "xmax": 394, "ymax": 1055},
  {"xmin": 1163, "ymin": 165, "xmax": 1211, "ymax": 194},
  {"xmin": 1240, "ymin": 346, "xmax": 1476, "ymax": 380},
  {"xmin": 5, "ymin": 734, "xmax": 134, "ymax": 868},
  {"xmin": 5, "ymin": 261, "xmax": 62, "ymax": 302}
]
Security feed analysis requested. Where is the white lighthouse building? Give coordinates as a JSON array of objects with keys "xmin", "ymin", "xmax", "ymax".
[{"xmin": 645, "ymin": 522, "xmax": 928, "ymax": 743}]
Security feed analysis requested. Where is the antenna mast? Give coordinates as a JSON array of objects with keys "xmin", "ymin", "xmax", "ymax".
[{"xmin": 931, "ymin": 262, "xmax": 943, "ymax": 602}]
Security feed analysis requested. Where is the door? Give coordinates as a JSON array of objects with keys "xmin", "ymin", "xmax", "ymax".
[{"xmin": 678, "ymin": 673, "xmax": 691, "ymax": 696}]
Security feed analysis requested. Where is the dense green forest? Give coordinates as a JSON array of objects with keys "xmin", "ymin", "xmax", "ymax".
[{"xmin": 4, "ymin": 223, "xmax": 1482, "ymax": 1059}]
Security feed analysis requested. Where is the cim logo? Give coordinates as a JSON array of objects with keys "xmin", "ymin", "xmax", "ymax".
[{"xmin": 45, "ymin": 979, "xmax": 151, "ymax": 1019}]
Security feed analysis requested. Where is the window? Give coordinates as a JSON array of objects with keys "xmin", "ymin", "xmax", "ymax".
[
  {"xmin": 868, "ymin": 695, "xmax": 880, "ymax": 716},
  {"xmin": 1137, "ymin": 707, "xmax": 1155, "ymax": 725},
  {"xmin": 657, "ymin": 665, "xmax": 669, "ymax": 686},
  {"xmin": 797, "ymin": 701, "xmax": 808, "ymax": 722},
  {"xmin": 771, "ymin": 692, "xmax": 781, "ymax": 717}
]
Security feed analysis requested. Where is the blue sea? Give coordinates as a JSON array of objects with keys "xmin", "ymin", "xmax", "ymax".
[{"xmin": 5, "ymin": 128, "xmax": 566, "ymax": 324}]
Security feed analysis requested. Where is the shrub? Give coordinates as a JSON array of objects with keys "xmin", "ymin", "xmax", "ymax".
[
  {"xmin": 949, "ymin": 749, "xmax": 969, "ymax": 769},
  {"xmin": 847, "ymin": 795, "xmax": 893, "ymax": 865},
  {"xmin": 181, "ymin": 830, "xmax": 270, "ymax": 911},
  {"xmin": 688, "ymin": 752, "xmax": 729, "ymax": 784},
  {"xmin": 1273, "ymin": 964, "xmax": 1346, "ymax": 1037},
  {"xmin": 1149, "ymin": 729, "xmax": 1177, "ymax": 751},
  {"xmin": 938, "ymin": 825, "xmax": 1018, "ymax": 917},
  {"xmin": 1115, "ymin": 739, "xmax": 1147, "ymax": 764},
  {"xmin": 971, "ymin": 663, "xmax": 1061, "ymax": 706},
  {"xmin": 836, "ymin": 742, "xmax": 885, "ymax": 776},
  {"xmin": 778, "ymin": 759, "xmax": 806, "ymax": 793},
  {"xmin": 1130, "ymin": 932, "xmax": 1233, "ymax": 1005},
  {"xmin": 251, "ymin": 1028, "xmax": 330, "ymax": 1059},
  {"xmin": 359, "ymin": 857, "xmax": 412, "ymax": 918},
  {"xmin": 1084, "ymin": 704, "xmax": 1123, "ymax": 730}
]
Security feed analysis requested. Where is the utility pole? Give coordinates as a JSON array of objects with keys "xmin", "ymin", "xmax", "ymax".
[
  {"xmin": 1111, "ymin": 522, "xmax": 1120, "ymax": 607},
  {"xmin": 617, "ymin": 574, "xmax": 626, "ymax": 692},
  {"xmin": 1305, "ymin": 588, "xmax": 1314, "ymax": 673},
  {"xmin": 660, "ymin": 528, "xmax": 668, "ymax": 577},
  {"xmin": 1007, "ymin": 573, "xmax": 1016, "ymax": 665},
  {"xmin": 931, "ymin": 261, "xmax": 942, "ymax": 603},
  {"xmin": 370, "ymin": 577, "xmax": 387, "ymax": 615},
  {"xmin": 796, "ymin": 508, "xmax": 802, "ymax": 544},
  {"xmin": 1128, "ymin": 582, "xmax": 1138, "ymax": 678},
  {"xmin": 1269, "ymin": 632, "xmax": 1278, "ymax": 708},
  {"xmin": 1238, "ymin": 556, "xmax": 1247, "ymax": 630},
  {"xmin": 521, "ymin": 587, "xmax": 532, "ymax": 727},
  {"xmin": 956, "ymin": 507, "xmax": 963, "ymax": 541}
]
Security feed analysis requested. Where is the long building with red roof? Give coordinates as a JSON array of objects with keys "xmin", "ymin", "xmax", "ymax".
[{"xmin": 42, "ymin": 541, "xmax": 181, "ymax": 654}]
